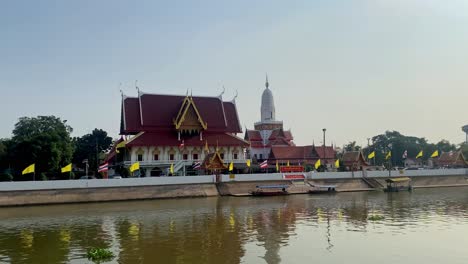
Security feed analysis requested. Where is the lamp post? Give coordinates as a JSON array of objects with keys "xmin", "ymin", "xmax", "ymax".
[
  {"xmin": 387, "ymin": 143, "xmax": 392, "ymax": 177},
  {"xmin": 322, "ymin": 128, "xmax": 326, "ymax": 169}
]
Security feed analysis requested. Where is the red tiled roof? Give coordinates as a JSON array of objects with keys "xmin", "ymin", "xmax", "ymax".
[
  {"xmin": 436, "ymin": 151, "xmax": 467, "ymax": 167},
  {"xmin": 245, "ymin": 130, "xmax": 262, "ymax": 141},
  {"xmin": 268, "ymin": 129, "xmax": 293, "ymax": 141},
  {"xmin": 126, "ymin": 131, "xmax": 249, "ymax": 147},
  {"xmin": 342, "ymin": 151, "xmax": 369, "ymax": 166},
  {"xmin": 121, "ymin": 93, "xmax": 242, "ymax": 134},
  {"xmin": 313, "ymin": 146, "xmax": 336, "ymax": 159}
]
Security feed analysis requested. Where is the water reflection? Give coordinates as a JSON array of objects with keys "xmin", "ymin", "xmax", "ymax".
[{"xmin": 0, "ymin": 188, "xmax": 467, "ymax": 263}]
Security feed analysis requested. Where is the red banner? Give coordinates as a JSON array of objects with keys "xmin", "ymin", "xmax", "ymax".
[
  {"xmin": 283, "ymin": 174, "xmax": 305, "ymax": 179},
  {"xmin": 280, "ymin": 166, "xmax": 304, "ymax": 173}
]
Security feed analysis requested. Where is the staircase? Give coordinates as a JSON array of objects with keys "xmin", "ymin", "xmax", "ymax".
[{"xmin": 362, "ymin": 177, "xmax": 384, "ymax": 189}]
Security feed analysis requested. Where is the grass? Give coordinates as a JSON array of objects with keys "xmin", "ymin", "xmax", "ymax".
[
  {"xmin": 368, "ymin": 215, "xmax": 385, "ymax": 221},
  {"xmin": 86, "ymin": 247, "xmax": 115, "ymax": 263}
]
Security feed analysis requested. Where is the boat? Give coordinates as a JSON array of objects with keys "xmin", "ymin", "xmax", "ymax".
[
  {"xmin": 383, "ymin": 177, "xmax": 412, "ymax": 192},
  {"xmin": 308, "ymin": 184, "xmax": 337, "ymax": 194},
  {"xmin": 250, "ymin": 185, "xmax": 289, "ymax": 196}
]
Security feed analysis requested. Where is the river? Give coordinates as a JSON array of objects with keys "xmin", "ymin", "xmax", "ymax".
[{"xmin": 1, "ymin": 187, "xmax": 468, "ymax": 264}]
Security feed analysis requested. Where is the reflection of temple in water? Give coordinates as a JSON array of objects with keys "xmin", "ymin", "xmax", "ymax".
[{"xmin": 1, "ymin": 189, "xmax": 468, "ymax": 263}]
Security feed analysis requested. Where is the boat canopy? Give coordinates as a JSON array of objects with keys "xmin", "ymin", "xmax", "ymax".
[{"xmin": 385, "ymin": 177, "xmax": 411, "ymax": 183}]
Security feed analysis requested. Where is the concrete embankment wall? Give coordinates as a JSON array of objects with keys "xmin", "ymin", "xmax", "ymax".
[
  {"xmin": 0, "ymin": 176, "xmax": 218, "ymax": 206},
  {"xmin": 0, "ymin": 184, "xmax": 218, "ymax": 206},
  {"xmin": 0, "ymin": 169, "xmax": 467, "ymax": 206}
]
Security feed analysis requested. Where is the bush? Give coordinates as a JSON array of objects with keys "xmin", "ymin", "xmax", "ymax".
[
  {"xmin": 87, "ymin": 247, "xmax": 115, "ymax": 263},
  {"xmin": 0, "ymin": 173, "xmax": 13, "ymax": 182},
  {"xmin": 40, "ymin": 173, "xmax": 48, "ymax": 181}
]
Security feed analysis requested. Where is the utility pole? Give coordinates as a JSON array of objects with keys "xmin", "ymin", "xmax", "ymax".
[{"xmin": 322, "ymin": 128, "xmax": 326, "ymax": 167}]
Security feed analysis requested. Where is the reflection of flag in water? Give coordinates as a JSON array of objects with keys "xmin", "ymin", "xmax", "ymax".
[
  {"xmin": 192, "ymin": 162, "xmax": 201, "ymax": 170},
  {"xmin": 260, "ymin": 160, "xmax": 268, "ymax": 169},
  {"xmin": 98, "ymin": 163, "xmax": 109, "ymax": 172},
  {"xmin": 402, "ymin": 150, "xmax": 408, "ymax": 159}
]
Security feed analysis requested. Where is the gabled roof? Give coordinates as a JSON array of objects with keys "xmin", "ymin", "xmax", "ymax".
[
  {"xmin": 245, "ymin": 130, "xmax": 262, "ymax": 141},
  {"xmin": 121, "ymin": 93, "xmax": 242, "ymax": 134},
  {"xmin": 202, "ymin": 152, "xmax": 228, "ymax": 170},
  {"xmin": 313, "ymin": 146, "xmax": 336, "ymax": 159},
  {"xmin": 436, "ymin": 151, "xmax": 467, "ymax": 167},
  {"xmin": 126, "ymin": 131, "xmax": 249, "ymax": 147},
  {"xmin": 268, "ymin": 129, "xmax": 293, "ymax": 141},
  {"xmin": 173, "ymin": 96, "xmax": 207, "ymax": 131},
  {"xmin": 342, "ymin": 151, "xmax": 369, "ymax": 166}
]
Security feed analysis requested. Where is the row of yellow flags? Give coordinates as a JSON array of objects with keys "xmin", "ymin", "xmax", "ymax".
[
  {"xmin": 230, "ymin": 158, "xmax": 335, "ymax": 171},
  {"xmin": 367, "ymin": 150, "xmax": 439, "ymax": 160},
  {"xmin": 21, "ymin": 163, "xmax": 72, "ymax": 175}
]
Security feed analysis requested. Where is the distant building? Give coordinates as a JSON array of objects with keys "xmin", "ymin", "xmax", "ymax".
[
  {"xmin": 342, "ymin": 151, "xmax": 369, "ymax": 171},
  {"xmin": 244, "ymin": 76, "xmax": 294, "ymax": 161},
  {"xmin": 434, "ymin": 151, "xmax": 467, "ymax": 168},
  {"xmin": 107, "ymin": 90, "xmax": 249, "ymax": 176},
  {"xmin": 244, "ymin": 76, "xmax": 336, "ymax": 167}
]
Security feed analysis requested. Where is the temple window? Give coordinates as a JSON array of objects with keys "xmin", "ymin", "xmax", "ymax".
[
  {"xmin": 193, "ymin": 153, "xmax": 199, "ymax": 160},
  {"xmin": 233, "ymin": 153, "xmax": 238, "ymax": 160},
  {"xmin": 220, "ymin": 153, "xmax": 225, "ymax": 159},
  {"xmin": 183, "ymin": 154, "xmax": 188, "ymax": 160},
  {"xmin": 137, "ymin": 154, "xmax": 143, "ymax": 161},
  {"xmin": 154, "ymin": 154, "xmax": 159, "ymax": 161},
  {"xmin": 170, "ymin": 154, "xmax": 175, "ymax": 160},
  {"xmin": 260, "ymin": 154, "xmax": 263, "ymax": 159}
]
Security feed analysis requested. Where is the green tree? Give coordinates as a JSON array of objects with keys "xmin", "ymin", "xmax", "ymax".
[
  {"xmin": 73, "ymin": 129, "xmax": 113, "ymax": 174},
  {"xmin": 10, "ymin": 116, "xmax": 74, "ymax": 178},
  {"xmin": 344, "ymin": 141, "xmax": 361, "ymax": 152},
  {"xmin": 460, "ymin": 143, "xmax": 468, "ymax": 159}
]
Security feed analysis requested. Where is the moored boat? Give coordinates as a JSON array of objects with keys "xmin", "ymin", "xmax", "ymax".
[
  {"xmin": 308, "ymin": 184, "xmax": 337, "ymax": 194},
  {"xmin": 250, "ymin": 185, "xmax": 289, "ymax": 196}
]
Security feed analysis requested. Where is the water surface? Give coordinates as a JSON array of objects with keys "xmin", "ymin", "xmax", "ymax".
[{"xmin": 1, "ymin": 187, "xmax": 468, "ymax": 264}]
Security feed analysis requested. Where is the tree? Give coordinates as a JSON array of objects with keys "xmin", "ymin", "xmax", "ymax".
[
  {"xmin": 344, "ymin": 141, "xmax": 361, "ymax": 152},
  {"xmin": 9, "ymin": 116, "xmax": 74, "ymax": 178},
  {"xmin": 460, "ymin": 143, "xmax": 468, "ymax": 159},
  {"xmin": 73, "ymin": 129, "xmax": 113, "ymax": 174}
]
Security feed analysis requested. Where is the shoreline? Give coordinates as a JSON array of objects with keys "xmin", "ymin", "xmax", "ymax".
[{"xmin": 0, "ymin": 173, "xmax": 467, "ymax": 207}]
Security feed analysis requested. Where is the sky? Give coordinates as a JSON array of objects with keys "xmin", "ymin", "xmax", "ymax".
[{"xmin": 1, "ymin": 0, "xmax": 467, "ymax": 147}]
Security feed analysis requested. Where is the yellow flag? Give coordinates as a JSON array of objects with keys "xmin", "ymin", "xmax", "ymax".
[
  {"xmin": 229, "ymin": 162, "xmax": 234, "ymax": 172},
  {"xmin": 246, "ymin": 159, "xmax": 251, "ymax": 167},
  {"xmin": 129, "ymin": 162, "xmax": 140, "ymax": 173},
  {"xmin": 416, "ymin": 150, "xmax": 423, "ymax": 159},
  {"xmin": 335, "ymin": 159, "xmax": 340, "ymax": 168},
  {"xmin": 22, "ymin": 164, "xmax": 35, "ymax": 175},
  {"xmin": 385, "ymin": 151, "xmax": 392, "ymax": 160},
  {"xmin": 170, "ymin": 164, "xmax": 174, "ymax": 174},
  {"xmin": 368, "ymin": 151, "xmax": 375, "ymax": 159},
  {"xmin": 276, "ymin": 161, "xmax": 279, "ymax": 172},
  {"xmin": 314, "ymin": 159, "xmax": 321, "ymax": 170},
  {"xmin": 287, "ymin": 160, "xmax": 290, "ymax": 166},
  {"xmin": 61, "ymin": 163, "xmax": 72, "ymax": 173},
  {"xmin": 116, "ymin": 141, "xmax": 126, "ymax": 149},
  {"xmin": 430, "ymin": 150, "xmax": 439, "ymax": 158}
]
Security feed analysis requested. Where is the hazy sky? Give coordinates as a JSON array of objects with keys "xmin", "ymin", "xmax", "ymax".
[{"xmin": 1, "ymin": 0, "xmax": 467, "ymax": 147}]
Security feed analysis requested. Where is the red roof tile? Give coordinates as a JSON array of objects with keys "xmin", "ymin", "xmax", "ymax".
[
  {"xmin": 126, "ymin": 131, "xmax": 249, "ymax": 147},
  {"xmin": 245, "ymin": 130, "xmax": 262, "ymax": 141},
  {"xmin": 313, "ymin": 146, "xmax": 336, "ymax": 159},
  {"xmin": 121, "ymin": 93, "xmax": 242, "ymax": 134}
]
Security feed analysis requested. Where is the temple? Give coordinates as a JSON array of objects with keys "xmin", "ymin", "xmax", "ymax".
[
  {"xmin": 244, "ymin": 76, "xmax": 294, "ymax": 161},
  {"xmin": 107, "ymin": 89, "xmax": 249, "ymax": 176},
  {"xmin": 245, "ymin": 76, "xmax": 336, "ymax": 168}
]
